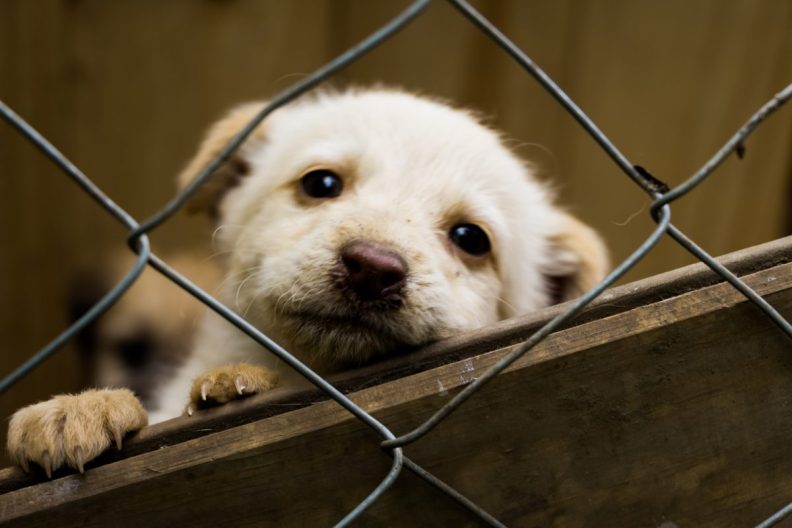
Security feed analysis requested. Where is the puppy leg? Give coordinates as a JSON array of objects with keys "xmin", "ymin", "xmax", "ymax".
[
  {"xmin": 187, "ymin": 363, "xmax": 278, "ymax": 414},
  {"xmin": 7, "ymin": 388, "xmax": 147, "ymax": 477}
]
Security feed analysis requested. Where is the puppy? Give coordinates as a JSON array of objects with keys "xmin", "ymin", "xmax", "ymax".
[
  {"xmin": 7, "ymin": 89, "xmax": 608, "ymax": 476},
  {"xmin": 68, "ymin": 251, "xmax": 220, "ymax": 409}
]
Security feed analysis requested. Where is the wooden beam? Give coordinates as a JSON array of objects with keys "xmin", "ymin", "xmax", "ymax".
[{"xmin": 1, "ymin": 236, "xmax": 791, "ymax": 526}]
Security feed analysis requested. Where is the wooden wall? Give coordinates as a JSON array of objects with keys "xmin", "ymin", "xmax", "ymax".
[{"xmin": 1, "ymin": 0, "xmax": 791, "ymax": 460}]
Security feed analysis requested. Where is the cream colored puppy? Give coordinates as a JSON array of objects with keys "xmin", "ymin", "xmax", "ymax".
[{"xmin": 7, "ymin": 89, "xmax": 608, "ymax": 476}]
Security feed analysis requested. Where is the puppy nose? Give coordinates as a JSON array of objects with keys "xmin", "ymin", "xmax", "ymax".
[{"xmin": 340, "ymin": 241, "xmax": 408, "ymax": 301}]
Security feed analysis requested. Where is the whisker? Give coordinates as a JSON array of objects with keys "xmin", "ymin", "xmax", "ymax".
[{"xmin": 234, "ymin": 268, "xmax": 267, "ymax": 311}]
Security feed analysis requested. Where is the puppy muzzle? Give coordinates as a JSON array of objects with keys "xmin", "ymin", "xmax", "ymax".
[{"xmin": 337, "ymin": 240, "xmax": 408, "ymax": 303}]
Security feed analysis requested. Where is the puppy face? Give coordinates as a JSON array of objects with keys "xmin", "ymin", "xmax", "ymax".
[{"xmin": 181, "ymin": 90, "xmax": 608, "ymax": 369}]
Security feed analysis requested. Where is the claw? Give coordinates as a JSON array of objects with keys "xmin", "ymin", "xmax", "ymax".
[
  {"xmin": 200, "ymin": 379, "xmax": 212, "ymax": 401},
  {"xmin": 235, "ymin": 376, "xmax": 246, "ymax": 395},
  {"xmin": 18, "ymin": 458, "xmax": 29, "ymax": 473},
  {"xmin": 41, "ymin": 451, "xmax": 52, "ymax": 479},
  {"xmin": 113, "ymin": 428, "xmax": 123, "ymax": 451},
  {"xmin": 73, "ymin": 446, "xmax": 85, "ymax": 474},
  {"xmin": 186, "ymin": 405, "xmax": 194, "ymax": 417}
]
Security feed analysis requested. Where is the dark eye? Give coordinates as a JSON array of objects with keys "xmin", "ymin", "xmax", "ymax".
[
  {"xmin": 300, "ymin": 169, "xmax": 343, "ymax": 199},
  {"xmin": 449, "ymin": 223, "xmax": 491, "ymax": 256}
]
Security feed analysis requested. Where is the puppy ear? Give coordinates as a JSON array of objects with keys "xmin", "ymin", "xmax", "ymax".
[
  {"xmin": 178, "ymin": 102, "xmax": 267, "ymax": 218},
  {"xmin": 544, "ymin": 212, "xmax": 609, "ymax": 303}
]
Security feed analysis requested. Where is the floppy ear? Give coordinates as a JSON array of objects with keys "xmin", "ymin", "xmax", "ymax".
[
  {"xmin": 544, "ymin": 212, "xmax": 610, "ymax": 303},
  {"xmin": 178, "ymin": 102, "xmax": 267, "ymax": 218}
]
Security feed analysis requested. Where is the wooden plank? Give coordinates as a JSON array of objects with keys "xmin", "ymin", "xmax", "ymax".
[
  {"xmin": 1, "ymin": 238, "xmax": 791, "ymax": 526},
  {"xmin": 0, "ymin": 235, "xmax": 791, "ymax": 494},
  {"xmin": 0, "ymin": 235, "xmax": 790, "ymax": 496}
]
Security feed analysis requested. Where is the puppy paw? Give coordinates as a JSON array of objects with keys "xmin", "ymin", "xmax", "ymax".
[
  {"xmin": 7, "ymin": 388, "xmax": 147, "ymax": 477},
  {"xmin": 188, "ymin": 363, "xmax": 279, "ymax": 414}
]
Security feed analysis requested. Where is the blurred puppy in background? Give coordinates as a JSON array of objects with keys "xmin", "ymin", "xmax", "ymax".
[
  {"xmin": 9, "ymin": 88, "xmax": 608, "ymax": 476},
  {"xmin": 68, "ymin": 251, "xmax": 220, "ymax": 409}
]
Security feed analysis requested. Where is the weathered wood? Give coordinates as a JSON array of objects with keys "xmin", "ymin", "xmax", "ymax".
[
  {"xmin": 1, "ymin": 235, "xmax": 791, "ymax": 497},
  {"xmin": 3, "ymin": 1, "xmax": 792, "ymax": 465},
  {"xmin": 1, "ymin": 237, "xmax": 791, "ymax": 526}
]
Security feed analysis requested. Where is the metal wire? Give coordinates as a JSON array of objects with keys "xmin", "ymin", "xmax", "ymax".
[
  {"xmin": 445, "ymin": 0, "xmax": 653, "ymax": 193},
  {"xmin": 1, "ymin": 2, "xmax": 506, "ymax": 526},
  {"xmin": 2, "ymin": 0, "xmax": 792, "ymax": 526},
  {"xmin": 383, "ymin": 0, "xmax": 792, "ymax": 450},
  {"xmin": 128, "ymin": 0, "xmax": 431, "ymax": 241},
  {"xmin": 0, "ymin": 101, "xmax": 151, "ymax": 394},
  {"xmin": 383, "ymin": 203, "xmax": 672, "ymax": 448},
  {"xmin": 447, "ymin": 0, "xmax": 792, "ymax": 342},
  {"xmin": 401, "ymin": 454, "xmax": 509, "ymax": 528},
  {"xmin": 654, "ymin": 83, "xmax": 792, "ymax": 209},
  {"xmin": 757, "ymin": 502, "xmax": 792, "ymax": 528}
]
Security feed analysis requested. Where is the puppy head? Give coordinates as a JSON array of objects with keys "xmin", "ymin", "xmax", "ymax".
[{"xmin": 179, "ymin": 90, "xmax": 608, "ymax": 369}]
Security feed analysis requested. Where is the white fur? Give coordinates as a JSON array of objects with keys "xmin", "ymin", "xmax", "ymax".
[{"xmin": 149, "ymin": 89, "xmax": 607, "ymax": 423}]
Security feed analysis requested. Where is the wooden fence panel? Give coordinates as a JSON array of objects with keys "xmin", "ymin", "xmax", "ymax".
[{"xmin": 1, "ymin": 237, "xmax": 791, "ymax": 527}]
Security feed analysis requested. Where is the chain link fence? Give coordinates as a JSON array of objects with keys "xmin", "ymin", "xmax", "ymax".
[{"xmin": 2, "ymin": 0, "xmax": 792, "ymax": 526}]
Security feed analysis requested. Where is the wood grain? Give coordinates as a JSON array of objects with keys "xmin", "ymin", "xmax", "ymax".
[
  {"xmin": 2, "ymin": 0, "xmax": 792, "ymax": 439},
  {"xmin": 1, "ymin": 237, "xmax": 791, "ymax": 526}
]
